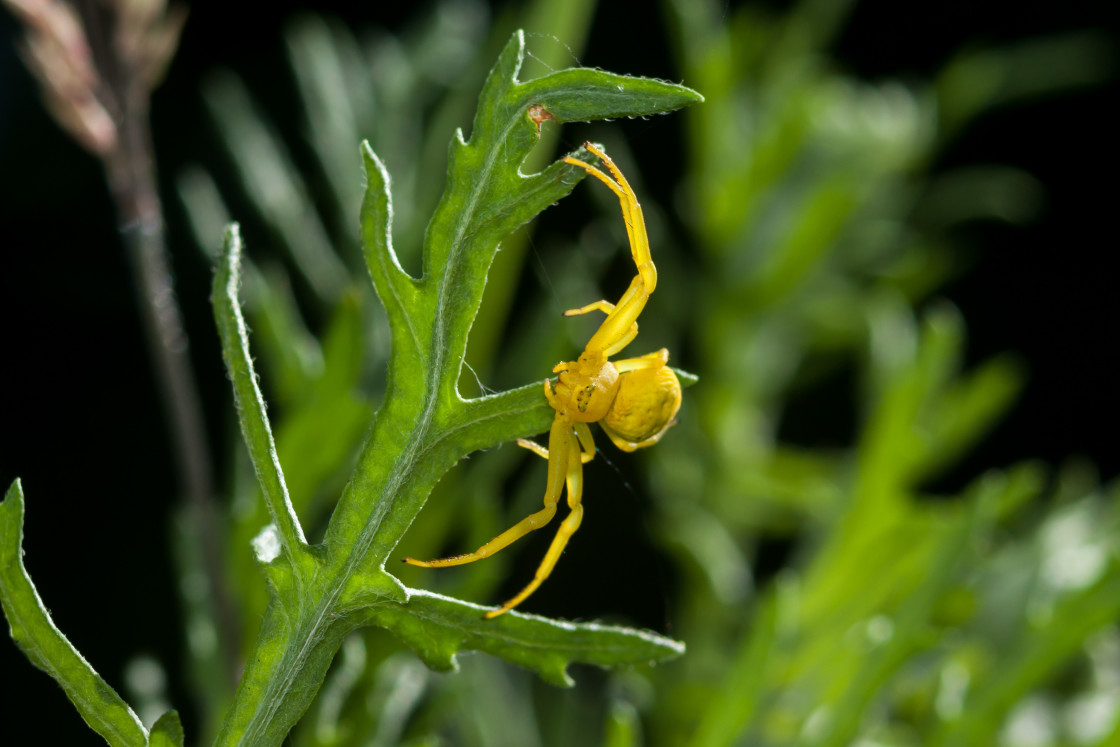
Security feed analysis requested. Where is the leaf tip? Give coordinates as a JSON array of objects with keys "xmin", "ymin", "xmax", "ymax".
[
  {"xmin": 680, "ymin": 85, "xmax": 705, "ymax": 104},
  {"xmin": 214, "ymin": 222, "xmax": 244, "ymax": 294},
  {"xmin": 360, "ymin": 140, "xmax": 388, "ymax": 184},
  {"xmin": 674, "ymin": 368, "xmax": 700, "ymax": 388},
  {"xmin": 416, "ymin": 645, "xmax": 460, "ymax": 675},
  {"xmin": 3, "ymin": 477, "xmax": 24, "ymax": 505},
  {"xmin": 539, "ymin": 659, "xmax": 576, "ymax": 688},
  {"xmin": 219, "ymin": 222, "xmax": 242, "ymax": 266},
  {"xmin": 546, "ymin": 672, "xmax": 576, "ymax": 688},
  {"xmin": 487, "ymin": 29, "xmax": 527, "ymax": 92},
  {"xmin": 149, "ymin": 709, "xmax": 186, "ymax": 747},
  {"xmin": 1, "ymin": 478, "xmax": 26, "ymax": 555}
]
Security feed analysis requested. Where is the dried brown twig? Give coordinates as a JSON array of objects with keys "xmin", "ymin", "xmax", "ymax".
[{"xmin": 4, "ymin": 0, "xmax": 239, "ymax": 687}]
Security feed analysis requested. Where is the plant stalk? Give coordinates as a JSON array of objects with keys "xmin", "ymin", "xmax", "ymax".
[{"xmin": 92, "ymin": 11, "xmax": 241, "ymax": 689}]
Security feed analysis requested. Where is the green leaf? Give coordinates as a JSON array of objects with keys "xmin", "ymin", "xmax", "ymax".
[
  {"xmin": 212, "ymin": 224, "xmax": 310, "ymax": 561},
  {"xmin": 212, "ymin": 30, "xmax": 700, "ymax": 746},
  {"xmin": 148, "ymin": 710, "xmax": 185, "ymax": 747},
  {"xmin": 0, "ymin": 480, "xmax": 148, "ymax": 747},
  {"xmin": 368, "ymin": 589, "xmax": 685, "ymax": 687}
]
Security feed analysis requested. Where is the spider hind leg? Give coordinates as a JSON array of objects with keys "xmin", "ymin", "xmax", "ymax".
[
  {"xmin": 486, "ymin": 424, "xmax": 588, "ymax": 618},
  {"xmin": 403, "ymin": 418, "xmax": 575, "ymax": 570}
]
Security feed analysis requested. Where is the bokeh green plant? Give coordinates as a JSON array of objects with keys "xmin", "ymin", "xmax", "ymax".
[{"xmin": 2, "ymin": 0, "xmax": 1116, "ymax": 745}]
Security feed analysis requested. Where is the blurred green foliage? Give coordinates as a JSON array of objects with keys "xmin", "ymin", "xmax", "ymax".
[
  {"xmin": 174, "ymin": 0, "xmax": 1118, "ymax": 744},
  {"xmin": 2, "ymin": 0, "xmax": 1114, "ymax": 744}
]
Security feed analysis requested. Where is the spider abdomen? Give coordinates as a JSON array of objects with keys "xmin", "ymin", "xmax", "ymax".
[{"xmin": 602, "ymin": 366, "xmax": 682, "ymax": 450}]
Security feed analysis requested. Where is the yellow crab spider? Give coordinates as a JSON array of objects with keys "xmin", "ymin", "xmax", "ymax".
[{"xmin": 404, "ymin": 142, "xmax": 682, "ymax": 618}]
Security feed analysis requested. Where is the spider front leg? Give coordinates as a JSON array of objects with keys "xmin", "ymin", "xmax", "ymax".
[
  {"xmin": 563, "ymin": 144, "xmax": 657, "ymax": 357},
  {"xmin": 564, "ymin": 144, "xmax": 655, "ymax": 294},
  {"xmin": 402, "ymin": 416, "xmax": 574, "ymax": 570},
  {"xmin": 562, "ymin": 300, "xmax": 639, "ymax": 357}
]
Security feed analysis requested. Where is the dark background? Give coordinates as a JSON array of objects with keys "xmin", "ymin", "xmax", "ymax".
[{"xmin": 1, "ymin": 0, "xmax": 1117, "ymax": 741}]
